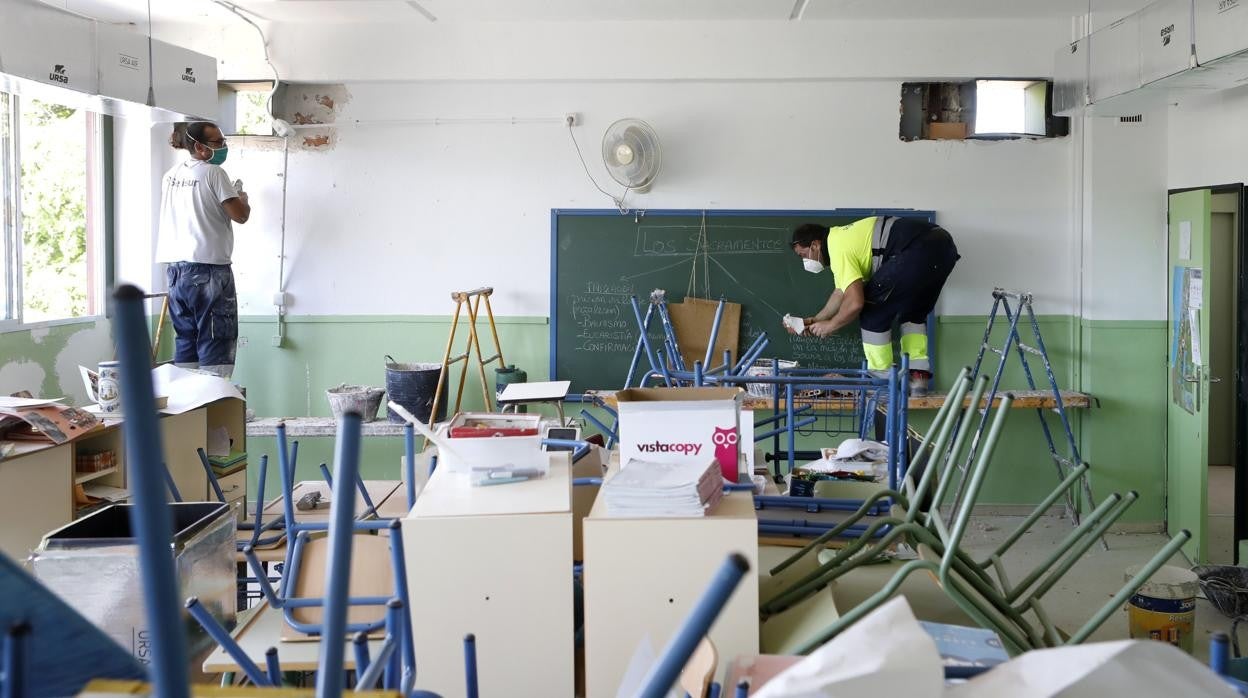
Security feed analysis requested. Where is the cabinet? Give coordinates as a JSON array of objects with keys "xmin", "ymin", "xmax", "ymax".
[
  {"xmin": 403, "ymin": 454, "xmax": 573, "ymax": 698},
  {"xmin": 0, "ymin": 398, "xmax": 247, "ymax": 562},
  {"xmin": 583, "ymin": 484, "xmax": 759, "ymax": 698}
]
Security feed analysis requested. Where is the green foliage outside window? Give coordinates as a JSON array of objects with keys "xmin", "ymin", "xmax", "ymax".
[{"xmin": 19, "ymin": 99, "xmax": 89, "ymax": 323}]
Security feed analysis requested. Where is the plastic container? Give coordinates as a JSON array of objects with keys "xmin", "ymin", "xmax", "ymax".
[
  {"xmin": 495, "ymin": 365, "xmax": 528, "ymax": 413},
  {"xmin": 31, "ymin": 502, "xmax": 236, "ymax": 661},
  {"xmin": 384, "ymin": 355, "xmax": 447, "ymax": 424},
  {"xmin": 326, "ymin": 384, "xmax": 385, "ymax": 422},
  {"xmin": 745, "ymin": 359, "xmax": 798, "ymax": 398},
  {"xmin": 438, "ymin": 412, "xmax": 547, "ymax": 474},
  {"xmin": 1125, "ymin": 564, "xmax": 1199, "ymax": 653}
]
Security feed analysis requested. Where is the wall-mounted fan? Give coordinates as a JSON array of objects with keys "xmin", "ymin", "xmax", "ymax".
[{"xmin": 602, "ymin": 118, "xmax": 661, "ymax": 193}]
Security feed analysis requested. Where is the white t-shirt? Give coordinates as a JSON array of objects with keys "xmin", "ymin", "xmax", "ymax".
[{"xmin": 155, "ymin": 158, "xmax": 239, "ymax": 265}]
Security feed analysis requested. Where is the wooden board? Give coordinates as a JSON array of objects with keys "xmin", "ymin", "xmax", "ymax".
[
  {"xmin": 281, "ymin": 534, "xmax": 395, "ymax": 641},
  {"xmin": 262, "ymin": 480, "xmax": 401, "ymax": 522},
  {"xmin": 593, "ymin": 388, "xmax": 1094, "ymax": 412},
  {"xmin": 202, "ymin": 602, "xmax": 383, "ymax": 673}
]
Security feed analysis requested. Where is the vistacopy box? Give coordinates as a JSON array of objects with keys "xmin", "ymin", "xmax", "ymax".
[{"xmin": 616, "ymin": 387, "xmax": 743, "ymax": 482}]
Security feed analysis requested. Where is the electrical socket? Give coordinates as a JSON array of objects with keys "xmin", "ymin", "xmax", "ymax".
[
  {"xmin": 273, "ymin": 292, "xmax": 289, "ymax": 307},
  {"xmin": 564, "ymin": 113, "xmax": 578, "ymax": 127},
  {"xmin": 271, "ymin": 335, "xmax": 283, "ymax": 347}
]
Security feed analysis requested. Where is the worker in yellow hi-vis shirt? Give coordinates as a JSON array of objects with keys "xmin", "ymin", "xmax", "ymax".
[{"xmin": 788, "ymin": 216, "xmax": 959, "ymax": 396}]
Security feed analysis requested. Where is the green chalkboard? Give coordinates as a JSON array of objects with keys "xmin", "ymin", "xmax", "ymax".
[{"xmin": 551, "ymin": 209, "xmax": 935, "ymax": 393}]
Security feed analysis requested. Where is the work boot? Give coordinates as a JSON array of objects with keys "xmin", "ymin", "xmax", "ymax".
[{"xmin": 909, "ymin": 370, "xmax": 933, "ymax": 397}]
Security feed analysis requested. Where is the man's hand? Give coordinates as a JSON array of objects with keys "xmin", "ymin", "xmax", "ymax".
[
  {"xmin": 783, "ymin": 315, "xmax": 811, "ymax": 335},
  {"xmin": 808, "ymin": 320, "xmax": 837, "ymax": 338}
]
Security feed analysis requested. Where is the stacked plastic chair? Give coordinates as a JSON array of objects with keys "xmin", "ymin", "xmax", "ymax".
[{"xmin": 757, "ymin": 368, "xmax": 1191, "ymax": 656}]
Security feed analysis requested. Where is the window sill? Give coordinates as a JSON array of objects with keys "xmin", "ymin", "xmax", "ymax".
[{"xmin": 0, "ymin": 315, "xmax": 106, "ymax": 334}]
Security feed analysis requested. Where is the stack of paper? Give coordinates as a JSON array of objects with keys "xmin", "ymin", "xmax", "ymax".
[{"xmin": 603, "ymin": 458, "xmax": 723, "ymax": 517}]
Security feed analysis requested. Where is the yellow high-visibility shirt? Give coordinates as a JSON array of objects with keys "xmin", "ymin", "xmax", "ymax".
[{"xmin": 826, "ymin": 217, "xmax": 877, "ymax": 292}]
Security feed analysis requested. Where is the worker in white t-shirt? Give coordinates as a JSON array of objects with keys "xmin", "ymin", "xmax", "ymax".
[{"xmin": 155, "ymin": 121, "xmax": 251, "ymax": 379}]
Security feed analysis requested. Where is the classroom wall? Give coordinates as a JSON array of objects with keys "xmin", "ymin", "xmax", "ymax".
[
  {"xmin": 0, "ymin": 320, "xmax": 112, "ymax": 405},
  {"xmin": 143, "ymin": 14, "xmax": 1091, "ymax": 510},
  {"xmin": 100, "ymin": 13, "xmax": 1175, "ymax": 521},
  {"xmin": 1073, "ymin": 110, "xmax": 1171, "ymax": 525},
  {"xmin": 1167, "ymin": 85, "xmax": 1248, "ymax": 190}
]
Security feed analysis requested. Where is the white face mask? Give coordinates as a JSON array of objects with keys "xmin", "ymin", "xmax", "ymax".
[{"xmin": 802, "ymin": 257, "xmax": 826, "ymax": 274}]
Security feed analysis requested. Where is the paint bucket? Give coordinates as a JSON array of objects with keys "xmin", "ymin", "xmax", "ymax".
[
  {"xmin": 326, "ymin": 384, "xmax": 386, "ymax": 422},
  {"xmin": 384, "ymin": 356, "xmax": 447, "ymax": 425},
  {"xmin": 495, "ymin": 365, "xmax": 527, "ymax": 412},
  {"xmin": 1125, "ymin": 564, "xmax": 1199, "ymax": 653}
]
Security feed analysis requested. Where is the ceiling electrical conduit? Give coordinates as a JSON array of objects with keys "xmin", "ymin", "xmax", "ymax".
[{"xmin": 284, "ymin": 116, "xmax": 569, "ymax": 128}]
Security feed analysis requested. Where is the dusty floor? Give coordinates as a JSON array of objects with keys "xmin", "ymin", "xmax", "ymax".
[{"xmin": 758, "ymin": 508, "xmax": 1239, "ymax": 667}]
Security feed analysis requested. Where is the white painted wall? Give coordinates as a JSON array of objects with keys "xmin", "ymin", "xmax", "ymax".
[
  {"xmin": 204, "ymin": 79, "xmax": 1075, "ymax": 317},
  {"xmin": 106, "ymin": 16, "xmax": 1086, "ymax": 318},
  {"xmin": 1079, "ymin": 111, "xmax": 1170, "ymax": 321},
  {"xmin": 1168, "ymin": 84, "xmax": 1248, "ymax": 191}
]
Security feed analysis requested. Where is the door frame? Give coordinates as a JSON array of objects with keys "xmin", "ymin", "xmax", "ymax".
[{"xmin": 1168, "ymin": 183, "xmax": 1247, "ymax": 563}]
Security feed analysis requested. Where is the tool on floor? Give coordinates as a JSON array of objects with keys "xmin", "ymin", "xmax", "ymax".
[
  {"xmin": 430, "ymin": 287, "xmax": 507, "ymax": 425},
  {"xmin": 296, "ymin": 490, "xmax": 325, "ymax": 511},
  {"xmin": 956, "ymin": 288, "xmax": 1104, "ymax": 549}
]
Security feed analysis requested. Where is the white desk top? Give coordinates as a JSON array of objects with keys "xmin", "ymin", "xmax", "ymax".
[
  {"xmin": 407, "ymin": 453, "xmax": 571, "ymax": 519},
  {"xmin": 202, "ymin": 602, "xmax": 383, "ymax": 673},
  {"xmin": 497, "ymin": 380, "xmax": 571, "ymax": 403}
]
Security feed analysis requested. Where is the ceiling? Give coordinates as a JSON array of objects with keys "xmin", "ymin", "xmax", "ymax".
[{"xmin": 38, "ymin": 0, "xmax": 1155, "ymax": 25}]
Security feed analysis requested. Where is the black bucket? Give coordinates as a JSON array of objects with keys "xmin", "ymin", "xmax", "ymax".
[{"xmin": 384, "ymin": 355, "xmax": 447, "ymax": 424}]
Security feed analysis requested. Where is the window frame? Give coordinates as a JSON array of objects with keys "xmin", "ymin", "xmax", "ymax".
[{"xmin": 0, "ymin": 87, "xmax": 111, "ymax": 332}]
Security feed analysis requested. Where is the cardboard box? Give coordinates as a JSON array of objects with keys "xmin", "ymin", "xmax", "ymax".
[
  {"xmin": 928, "ymin": 121, "xmax": 968, "ymax": 140},
  {"xmin": 616, "ymin": 387, "xmax": 743, "ymax": 482}
]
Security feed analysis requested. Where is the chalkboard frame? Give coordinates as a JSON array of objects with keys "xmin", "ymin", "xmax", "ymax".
[{"xmin": 549, "ymin": 208, "xmax": 939, "ymax": 389}]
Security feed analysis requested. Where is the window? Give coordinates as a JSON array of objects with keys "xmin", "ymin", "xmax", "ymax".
[
  {"xmin": 218, "ymin": 81, "xmax": 276, "ymax": 136},
  {"xmin": 899, "ymin": 80, "xmax": 1069, "ymax": 141},
  {"xmin": 974, "ymin": 80, "xmax": 1049, "ymax": 136},
  {"xmin": 0, "ymin": 89, "xmax": 105, "ymax": 327}
]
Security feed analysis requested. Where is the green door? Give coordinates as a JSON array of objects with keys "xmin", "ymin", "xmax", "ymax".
[{"xmin": 1167, "ymin": 189, "xmax": 1213, "ymax": 563}]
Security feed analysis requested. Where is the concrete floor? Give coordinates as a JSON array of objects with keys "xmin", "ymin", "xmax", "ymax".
[{"xmin": 1210, "ymin": 465, "xmax": 1236, "ymax": 564}]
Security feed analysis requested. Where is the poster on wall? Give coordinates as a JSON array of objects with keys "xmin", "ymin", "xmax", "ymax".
[{"xmin": 1170, "ymin": 266, "xmax": 1200, "ymax": 415}]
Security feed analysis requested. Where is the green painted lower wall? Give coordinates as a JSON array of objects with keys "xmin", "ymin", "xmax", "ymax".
[
  {"xmin": 2, "ymin": 313, "xmax": 1165, "ymax": 524},
  {"xmin": 0, "ymin": 319, "xmax": 113, "ymax": 403},
  {"xmin": 231, "ymin": 312, "xmax": 1167, "ymax": 525},
  {"xmin": 234, "ymin": 315, "xmax": 552, "ymax": 487},
  {"xmin": 1078, "ymin": 320, "xmax": 1168, "ymax": 525},
  {"xmin": 916, "ymin": 315, "xmax": 1084, "ymax": 514}
]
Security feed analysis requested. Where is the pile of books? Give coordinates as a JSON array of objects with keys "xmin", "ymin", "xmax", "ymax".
[{"xmin": 602, "ymin": 458, "xmax": 723, "ymax": 517}]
